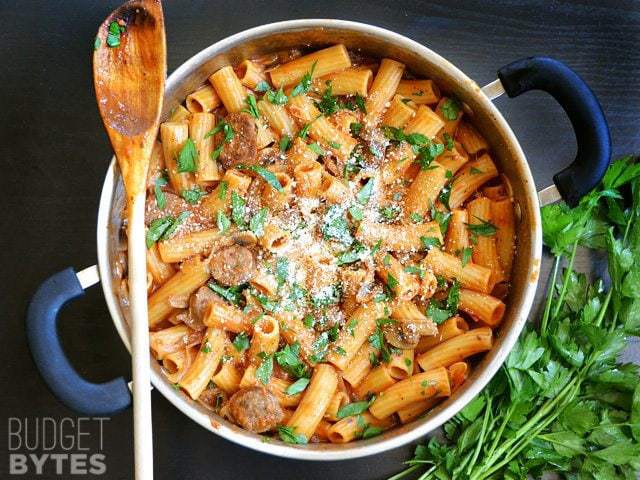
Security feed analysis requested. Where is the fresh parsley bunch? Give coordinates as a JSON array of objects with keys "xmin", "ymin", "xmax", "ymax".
[{"xmin": 391, "ymin": 156, "xmax": 640, "ymax": 480}]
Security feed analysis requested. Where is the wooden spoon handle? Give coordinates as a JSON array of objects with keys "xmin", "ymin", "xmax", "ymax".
[{"xmin": 128, "ymin": 191, "xmax": 153, "ymax": 480}]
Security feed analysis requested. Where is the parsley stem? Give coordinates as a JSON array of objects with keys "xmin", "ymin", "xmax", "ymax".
[
  {"xmin": 465, "ymin": 394, "xmax": 492, "ymax": 475},
  {"xmin": 387, "ymin": 464, "xmax": 421, "ymax": 480},
  {"xmin": 484, "ymin": 401, "xmax": 514, "ymax": 461},
  {"xmin": 476, "ymin": 375, "xmax": 579, "ymax": 475},
  {"xmin": 540, "ymin": 255, "xmax": 561, "ymax": 337},
  {"xmin": 551, "ymin": 240, "xmax": 579, "ymax": 320}
]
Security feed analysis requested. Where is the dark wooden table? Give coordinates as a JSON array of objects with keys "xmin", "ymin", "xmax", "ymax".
[{"xmin": 1, "ymin": 1, "xmax": 639, "ymax": 478}]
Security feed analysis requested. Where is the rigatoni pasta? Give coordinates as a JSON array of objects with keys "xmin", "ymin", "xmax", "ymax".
[{"xmin": 134, "ymin": 44, "xmax": 516, "ymax": 443}]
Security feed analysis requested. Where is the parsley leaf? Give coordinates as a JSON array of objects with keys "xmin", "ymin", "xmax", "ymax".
[
  {"xmin": 243, "ymin": 93, "xmax": 260, "ymax": 119},
  {"xmin": 238, "ymin": 165, "xmax": 284, "ymax": 192},
  {"xmin": 106, "ymin": 21, "xmax": 125, "ymax": 48},
  {"xmin": 274, "ymin": 342, "xmax": 309, "ymax": 379},
  {"xmin": 356, "ymin": 178, "xmax": 375, "ymax": 205},
  {"xmin": 249, "ymin": 207, "xmax": 268, "ymax": 236},
  {"xmin": 154, "ymin": 176, "xmax": 167, "ymax": 209},
  {"xmin": 217, "ymin": 210, "xmax": 231, "ymax": 232},
  {"xmin": 255, "ymin": 80, "xmax": 271, "ymax": 92},
  {"xmin": 177, "ymin": 138, "xmax": 198, "ymax": 173},
  {"xmin": 208, "ymin": 282, "xmax": 245, "ymax": 306},
  {"xmin": 337, "ymin": 398, "xmax": 375, "ymax": 419},
  {"xmin": 231, "ymin": 191, "xmax": 246, "ymax": 228},
  {"xmin": 466, "ymin": 217, "xmax": 498, "ymax": 237},
  {"xmin": 181, "ymin": 186, "xmax": 205, "ymax": 204},
  {"xmin": 232, "ymin": 332, "xmax": 250, "ymax": 352},
  {"xmin": 277, "ymin": 425, "xmax": 307, "ymax": 444},
  {"xmin": 255, "ymin": 352, "xmax": 273, "ymax": 385},
  {"xmin": 266, "ymin": 87, "xmax": 288, "ymax": 105},
  {"xmin": 291, "ymin": 61, "xmax": 317, "ymax": 97},
  {"xmin": 279, "ymin": 134, "xmax": 291, "ymax": 152},
  {"xmin": 461, "ymin": 246, "xmax": 473, "ymax": 267},
  {"xmin": 441, "ymin": 97, "xmax": 461, "ymax": 120},
  {"xmin": 286, "ymin": 377, "xmax": 310, "ymax": 396}
]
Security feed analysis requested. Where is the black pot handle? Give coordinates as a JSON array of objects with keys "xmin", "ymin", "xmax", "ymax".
[{"xmin": 497, "ymin": 56, "xmax": 611, "ymax": 207}]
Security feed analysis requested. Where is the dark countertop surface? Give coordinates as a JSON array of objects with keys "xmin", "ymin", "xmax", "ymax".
[{"xmin": 1, "ymin": 1, "xmax": 639, "ymax": 478}]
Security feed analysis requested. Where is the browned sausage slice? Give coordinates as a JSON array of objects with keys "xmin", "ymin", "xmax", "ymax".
[
  {"xmin": 218, "ymin": 112, "xmax": 258, "ymax": 169},
  {"xmin": 228, "ymin": 386, "xmax": 284, "ymax": 433},
  {"xmin": 209, "ymin": 244, "xmax": 256, "ymax": 286},
  {"xmin": 145, "ymin": 192, "xmax": 213, "ymax": 232}
]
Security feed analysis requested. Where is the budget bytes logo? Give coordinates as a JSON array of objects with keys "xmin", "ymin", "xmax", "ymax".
[{"xmin": 7, "ymin": 417, "xmax": 109, "ymax": 476}]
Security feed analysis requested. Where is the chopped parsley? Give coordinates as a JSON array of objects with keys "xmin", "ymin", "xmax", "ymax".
[
  {"xmin": 207, "ymin": 282, "xmax": 246, "ymax": 306},
  {"xmin": 181, "ymin": 186, "xmax": 205, "ymax": 204},
  {"xmin": 350, "ymin": 122, "xmax": 363, "ymax": 136},
  {"xmin": 349, "ymin": 205, "xmax": 364, "ymax": 222},
  {"xmin": 255, "ymin": 352, "xmax": 273, "ymax": 385},
  {"xmin": 410, "ymin": 212, "xmax": 424, "ymax": 223},
  {"xmin": 420, "ymin": 235, "xmax": 442, "ymax": 250},
  {"xmin": 441, "ymin": 98, "xmax": 462, "ymax": 120},
  {"xmin": 415, "ymin": 141, "xmax": 445, "ymax": 170},
  {"xmin": 217, "ymin": 180, "xmax": 228, "ymax": 200},
  {"xmin": 145, "ymin": 211, "xmax": 191, "ymax": 248},
  {"xmin": 461, "ymin": 246, "xmax": 473, "ymax": 267},
  {"xmin": 315, "ymin": 82, "xmax": 340, "ymax": 115},
  {"xmin": 106, "ymin": 21, "xmax": 125, "ymax": 48},
  {"xmin": 336, "ymin": 240, "xmax": 367, "ymax": 266},
  {"xmin": 255, "ymin": 81, "xmax": 271, "ymax": 92},
  {"xmin": 336, "ymin": 397, "xmax": 375, "ymax": 419},
  {"xmin": 356, "ymin": 178, "xmax": 375, "ymax": 205},
  {"xmin": 249, "ymin": 207, "xmax": 269, "ymax": 236},
  {"xmin": 217, "ymin": 210, "xmax": 231, "ymax": 232},
  {"xmin": 308, "ymin": 143, "xmax": 324, "ymax": 156},
  {"xmin": 277, "ymin": 425, "xmax": 307, "ymax": 444},
  {"xmin": 243, "ymin": 93, "xmax": 260, "ymax": 119},
  {"xmin": 154, "ymin": 176, "xmax": 168, "ymax": 209},
  {"xmin": 444, "ymin": 132, "xmax": 454, "ymax": 150},
  {"xmin": 231, "ymin": 191, "xmax": 247, "ymax": 228},
  {"xmin": 321, "ymin": 205, "xmax": 353, "ymax": 245},
  {"xmin": 237, "ymin": 164, "xmax": 284, "ymax": 192},
  {"xmin": 177, "ymin": 138, "xmax": 198, "ymax": 173},
  {"xmin": 309, "ymin": 331, "xmax": 330, "ymax": 364},
  {"xmin": 279, "ymin": 134, "xmax": 291, "ymax": 152},
  {"xmin": 274, "ymin": 342, "xmax": 309, "ymax": 379},
  {"xmin": 286, "ymin": 377, "xmax": 310, "ymax": 396},
  {"xmin": 466, "ymin": 217, "xmax": 498, "ymax": 238},
  {"xmin": 266, "ymin": 87, "xmax": 288, "ymax": 105},
  {"xmin": 291, "ymin": 61, "xmax": 317, "ymax": 97},
  {"xmin": 379, "ymin": 204, "xmax": 401, "ymax": 221},
  {"xmin": 404, "ymin": 265, "xmax": 425, "ymax": 279},
  {"xmin": 232, "ymin": 332, "xmax": 250, "ymax": 352}
]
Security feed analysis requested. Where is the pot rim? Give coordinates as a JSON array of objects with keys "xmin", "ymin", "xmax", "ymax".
[{"xmin": 97, "ymin": 18, "xmax": 542, "ymax": 461}]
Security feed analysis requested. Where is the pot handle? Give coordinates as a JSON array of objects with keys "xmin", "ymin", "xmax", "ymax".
[
  {"xmin": 496, "ymin": 56, "xmax": 611, "ymax": 207},
  {"xmin": 26, "ymin": 266, "xmax": 132, "ymax": 415}
]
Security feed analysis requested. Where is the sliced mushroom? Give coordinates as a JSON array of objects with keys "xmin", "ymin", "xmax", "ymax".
[{"xmin": 383, "ymin": 322, "xmax": 420, "ymax": 350}]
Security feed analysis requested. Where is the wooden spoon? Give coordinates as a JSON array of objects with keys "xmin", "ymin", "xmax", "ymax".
[{"xmin": 93, "ymin": 1, "xmax": 166, "ymax": 478}]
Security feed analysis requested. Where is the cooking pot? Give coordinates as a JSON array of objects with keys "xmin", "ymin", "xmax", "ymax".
[{"xmin": 26, "ymin": 19, "xmax": 610, "ymax": 460}]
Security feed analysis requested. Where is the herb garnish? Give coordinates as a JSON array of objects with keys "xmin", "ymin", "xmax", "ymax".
[
  {"xmin": 177, "ymin": 138, "xmax": 198, "ymax": 173},
  {"xmin": 291, "ymin": 61, "xmax": 317, "ymax": 97}
]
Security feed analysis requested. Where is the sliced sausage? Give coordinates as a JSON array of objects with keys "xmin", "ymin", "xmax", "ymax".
[
  {"xmin": 179, "ymin": 286, "xmax": 222, "ymax": 331},
  {"xmin": 209, "ymin": 244, "xmax": 256, "ymax": 286},
  {"xmin": 218, "ymin": 112, "xmax": 258, "ymax": 169},
  {"xmin": 145, "ymin": 192, "xmax": 213, "ymax": 232},
  {"xmin": 228, "ymin": 386, "xmax": 284, "ymax": 433}
]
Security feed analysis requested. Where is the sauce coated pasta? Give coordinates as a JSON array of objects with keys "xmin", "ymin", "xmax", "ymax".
[{"xmin": 135, "ymin": 44, "xmax": 516, "ymax": 444}]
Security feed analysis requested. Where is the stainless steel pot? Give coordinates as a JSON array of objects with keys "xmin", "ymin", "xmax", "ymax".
[{"xmin": 27, "ymin": 19, "xmax": 610, "ymax": 461}]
